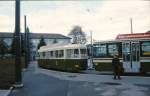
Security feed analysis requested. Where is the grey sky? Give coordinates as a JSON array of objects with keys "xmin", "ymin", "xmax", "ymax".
[{"xmin": 0, "ymin": 0, "xmax": 150, "ymax": 41}]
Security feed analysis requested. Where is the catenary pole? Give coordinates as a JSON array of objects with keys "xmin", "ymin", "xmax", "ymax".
[
  {"xmin": 90, "ymin": 31, "xmax": 93, "ymax": 69},
  {"xmin": 24, "ymin": 15, "xmax": 28, "ymax": 68},
  {"xmin": 130, "ymin": 18, "xmax": 133, "ymax": 34},
  {"xmin": 14, "ymin": 0, "xmax": 23, "ymax": 87}
]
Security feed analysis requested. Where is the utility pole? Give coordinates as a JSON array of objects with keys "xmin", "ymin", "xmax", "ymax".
[
  {"xmin": 90, "ymin": 31, "xmax": 93, "ymax": 59},
  {"xmin": 130, "ymin": 18, "xmax": 133, "ymax": 34},
  {"xmin": 88, "ymin": 31, "xmax": 93, "ymax": 69},
  {"xmin": 24, "ymin": 15, "xmax": 28, "ymax": 68},
  {"xmin": 130, "ymin": 18, "xmax": 133, "ymax": 69},
  {"xmin": 26, "ymin": 27, "xmax": 30, "ymax": 62},
  {"xmin": 14, "ymin": 0, "xmax": 23, "ymax": 87}
]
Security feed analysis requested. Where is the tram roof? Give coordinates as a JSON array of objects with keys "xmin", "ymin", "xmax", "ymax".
[
  {"xmin": 94, "ymin": 40, "xmax": 120, "ymax": 44},
  {"xmin": 38, "ymin": 44, "xmax": 87, "ymax": 52},
  {"xmin": 116, "ymin": 32, "xmax": 150, "ymax": 40},
  {"xmin": 94, "ymin": 38, "xmax": 150, "ymax": 44},
  {"xmin": 94, "ymin": 31, "xmax": 150, "ymax": 44}
]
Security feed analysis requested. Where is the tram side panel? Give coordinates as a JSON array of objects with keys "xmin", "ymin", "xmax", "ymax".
[
  {"xmin": 93, "ymin": 59, "xmax": 124, "ymax": 73},
  {"xmin": 93, "ymin": 40, "xmax": 150, "ymax": 74},
  {"xmin": 140, "ymin": 41, "xmax": 150, "ymax": 73},
  {"xmin": 38, "ymin": 48, "xmax": 87, "ymax": 72},
  {"xmin": 92, "ymin": 42, "xmax": 124, "ymax": 73},
  {"xmin": 38, "ymin": 59, "xmax": 87, "ymax": 72},
  {"xmin": 93, "ymin": 59, "xmax": 113, "ymax": 71}
]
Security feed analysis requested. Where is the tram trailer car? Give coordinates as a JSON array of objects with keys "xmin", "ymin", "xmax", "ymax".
[
  {"xmin": 93, "ymin": 32, "xmax": 150, "ymax": 74},
  {"xmin": 38, "ymin": 44, "xmax": 87, "ymax": 72}
]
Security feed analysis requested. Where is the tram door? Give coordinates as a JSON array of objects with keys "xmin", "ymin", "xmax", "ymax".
[{"xmin": 122, "ymin": 42, "xmax": 140, "ymax": 72}]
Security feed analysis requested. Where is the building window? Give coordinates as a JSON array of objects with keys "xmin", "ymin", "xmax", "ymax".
[
  {"xmin": 141, "ymin": 41, "xmax": 150, "ymax": 57},
  {"xmin": 53, "ymin": 39, "xmax": 58, "ymax": 44}
]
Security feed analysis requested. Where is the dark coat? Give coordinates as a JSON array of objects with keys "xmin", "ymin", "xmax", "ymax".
[{"xmin": 112, "ymin": 57, "xmax": 120, "ymax": 69}]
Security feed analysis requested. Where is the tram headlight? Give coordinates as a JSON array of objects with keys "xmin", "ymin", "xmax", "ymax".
[
  {"xmin": 75, "ymin": 65, "xmax": 79, "ymax": 68},
  {"xmin": 95, "ymin": 63, "xmax": 98, "ymax": 66}
]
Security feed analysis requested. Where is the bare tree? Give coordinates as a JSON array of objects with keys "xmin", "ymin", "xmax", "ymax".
[{"xmin": 68, "ymin": 26, "xmax": 87, "ymax": 44}]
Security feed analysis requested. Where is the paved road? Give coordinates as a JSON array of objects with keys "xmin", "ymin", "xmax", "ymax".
[
  {"xmin": 9, "ymin": 63, "xmax": 69, "ymax": 96},
  {"xmin": 9, "ymin": 62, "xmax": 150, "ymax": 96}
]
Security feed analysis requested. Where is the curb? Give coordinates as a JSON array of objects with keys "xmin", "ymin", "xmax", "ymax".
[{"xmin": 5, "ymin": 86, "xmax": 14, "ymax": 96}]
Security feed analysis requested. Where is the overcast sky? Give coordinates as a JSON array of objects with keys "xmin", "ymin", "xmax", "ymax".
[{"xmin": 0, "ymin": 0, "xmax": 150, "ymax": 41}]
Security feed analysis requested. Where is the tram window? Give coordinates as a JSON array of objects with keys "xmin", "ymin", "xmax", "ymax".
[
  {"xmin": 66, "ymin": 49, "xmax": 72, "ymax": 58},
  {"xmin": 108, "ymin": 44, "xmax": 118, "ymax": 57},
  {"xmin": 50, "ymin": 51, "xmax": 53, "ymax": 57},
  {"xmin": 45, "ymin": 52, "xmax": 49, "ymax": 58},
  {"xmin": 93, "ymin": 44, "xmax": 107, "ymax": 57},
  {"xmin": 39, "ymin": 52, "xmax": 42, "ymax": 58},
  {"xmin": 36, "ymin": 53, "xmax": 40, "ymax": 58},
  {"xmin": 55, "ymin": 50, "xmax": 59, "ymax": 58},
  {"xmin": 80, "ymin": 49, "xmax": 86, "ymax": 54},
  {"xmin": 74, "ymin": 49, "xmax": 79, "ymax": 58},
  {"xmin": 80, "ymin": 49, "xmax": 87, "ymax": 58},
  {"xmin": 141, "ymin": 41, "xmax": 150, "ymax": 56},
  {"xmin": 58, "ymin": 50, "xmax": 64, "ymax": 58},
  {"xmin": 74, "ymin": 49, "xmax": 79, "ymax": 54},
  {"xmin": 42, "ymin": 52, "xmax": 45, "ymax": 57}
]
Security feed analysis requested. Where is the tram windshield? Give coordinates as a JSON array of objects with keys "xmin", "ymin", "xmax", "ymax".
[
  {"xmin": 93, "ymin": 44, "xmax": 107, "ymax": 57},
  {"xmin": 66, "ymin": 49, "xmax": 87, "ymax": 59},
  {"xmin": 141, "ymin": 41, "xmax": 150, "ymax": 57},
  {"xmin": 93, "ymin": 43, "xmax": 119, "ymax": 58},
  {"xmin": 108, "ymin": 44, "xmax": 118, "ymax": 56}
]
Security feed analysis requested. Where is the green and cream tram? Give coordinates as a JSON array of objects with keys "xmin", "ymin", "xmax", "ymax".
[
  {"xmin": 93, "ymin": 32, "xmax": 150, "ymax": 73},
  {"xmin": 38, "ymin": 44, "xmax": 87, "ymax": 72}
]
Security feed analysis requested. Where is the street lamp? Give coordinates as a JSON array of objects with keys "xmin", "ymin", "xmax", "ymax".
[{"xmin": 14, "ymin": 0, "xmax": 23, "ymax": 87}]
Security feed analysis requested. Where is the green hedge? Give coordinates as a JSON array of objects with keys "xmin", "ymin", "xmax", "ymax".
[
  {"xmin": 0, "ymin": 58, "xmax": 15, "ymax": 89},
  {"xmin": 38, "ymin": 59, "xmax": 87, "ymax": 72},
  {"xmin": 0, "ymin": 57, "xmax": 25, "ymax": 89}
]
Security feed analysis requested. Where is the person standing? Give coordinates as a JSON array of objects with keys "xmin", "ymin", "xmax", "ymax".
[{"xmin": 112, "ymin": 54, "xmax": 121, "ymax": 80}]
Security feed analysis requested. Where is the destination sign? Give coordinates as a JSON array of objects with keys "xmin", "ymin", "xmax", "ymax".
[{"xmin": 116, "ymin": 32, "xmax": 150, "ymax": 40}]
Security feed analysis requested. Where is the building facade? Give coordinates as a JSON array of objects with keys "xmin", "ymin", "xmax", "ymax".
[
  {"xmin": 29, "ymin": 33, "xmax": 71, "ymax": 60},
  {"xmin": 0, "ymin": 31, "xmax": 71, "ymax": 61}
]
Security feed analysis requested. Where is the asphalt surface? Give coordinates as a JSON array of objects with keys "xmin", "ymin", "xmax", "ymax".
[
  {"xmin": 9, "ymin": 62, "xmax": 150, "ymax": 96},
  {"xmin": 9, "ymin": 63, "xmax": 69, "ymax": 96}
]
